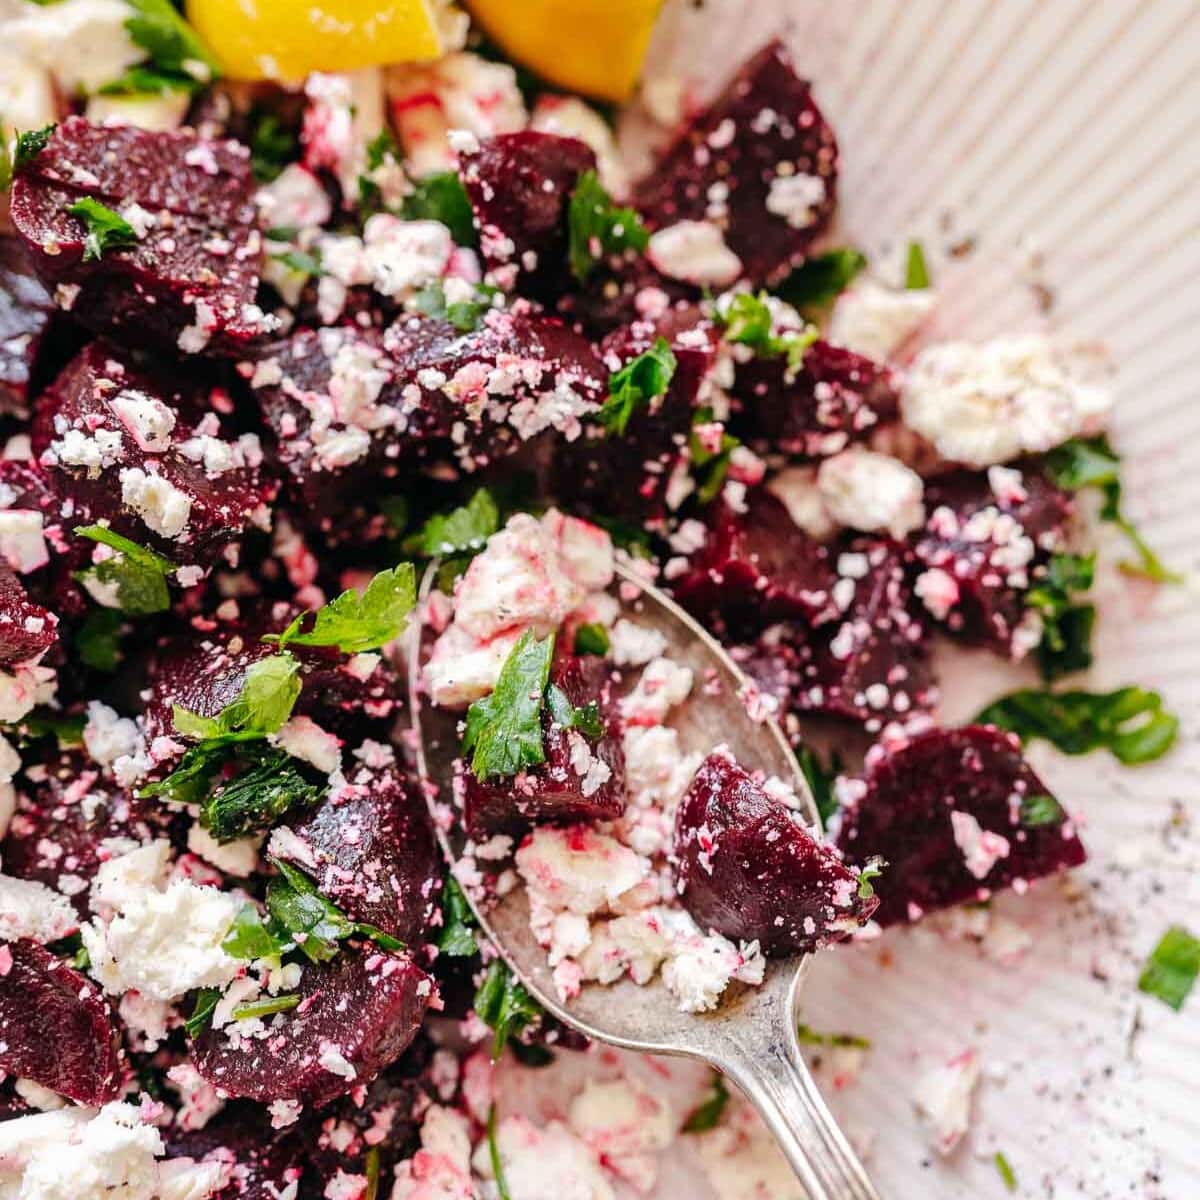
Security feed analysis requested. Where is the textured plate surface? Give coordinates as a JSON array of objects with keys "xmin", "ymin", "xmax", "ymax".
[{"xmin": 615, "ymin": 2, "xmax": 1200, "ymax": 1196}]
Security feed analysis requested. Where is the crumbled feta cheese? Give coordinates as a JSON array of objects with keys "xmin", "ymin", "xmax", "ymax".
[
  {"xmin": 0, "ymin": 662, "xmax": 56, "ymax": 723},
  {"xmin": 620, "ymin": 657, "xmax": 694, "ymax": 727},
  {"xmin": 913, "ymin": 567, "xmax": 960, "ymax": 621},
  {"xmin": 567, "ymin": 1079, "xmax": 674, "ymax": 1193},
  {"xmin": 949, "ymin": 810, "xmax": 1011, "ymax": 880},
  {"xmin": 647, "ymin": 221, "xmax": 743, "ymax": 287},
  {"xmin": 13, "ymin": 1079, "xmax": 65, "ymax": 1112},
  {"xmin": 119, "ymin": 467, "xmax": 192, "ymax": 539},
  {"xmin": 48, "ymin": 427, "xmax": 124, "ymax": 478},
  {"xmin": 608, "ymin": 618, "xmax": 667, "ymax": 667},
  {"xmin": 391, "ymin": 1104, "xmax": 476, "ymax": 1199},
  {"xmin": 0, "ymin": 874, "xmax": 77, "ymax": 943},
  {"xmin": 0, "ymin": 509, "xmax": 49, "ymax": 573},
  {"xmin": 257, "ymin": 163, "xmax": 333, "ymax": 230},
  {"xmin": 472, "ymin": 1115, "xmax": 615, "ymax": 1200},
  {"xmin": 816, "ymin": 448, "xmax": 926, "ymax": 539},
  {"xmin": 661, "ymin": 922, "xmax": 765, "ymax": 1014},
  {"xmin": 304, "ymin": 69, "xmax": 386, "ymax": 201},
  {"xmin": 274, "ymin": 715, "xmax": 342, "ymax": 776},
  {"xmin": 765, "ymin": 172, "xmax": 826, "ymax": 228},
  {"xmin": 767, "ymin": 466, "xmax": 837, "ymax": 540},
  {"xmin": 423, "ymin": 624, "xmax": 523, "ymax": 709},
  {"xmin": 828, "ymin": 279, "xmax": 936, "ymax": 362},
  {"xmin": 695, "ymin": 1094, "xmax": 803, "ymax": 1200},
  {"xmin": 362, "ymin": 215, "xmax": 453, "ymax": 299},
  {"xmin": 912, "ymin": 1048, "xmax": 981, "ymax": 1155},
  {"xmin": 186, "ymin": 824, "xmax": 260, "ymax": 877}
]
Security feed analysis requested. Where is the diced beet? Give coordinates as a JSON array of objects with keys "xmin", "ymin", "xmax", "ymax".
[
  {"xmin": 556, "ymin": 255, "xmax": 698, "ymax": 338},
  {"xmin": 142, "ymin": 610, "xmax": 403, "ymax": 750},
  {"xmin": 462, "ymin": 654, "xmax": 626, "ymax": 838},
  {"xmin": 275, "ymin": 765, "xmax": 441, "ymax": 946},
  {"xmin": 550, "ymin": 310, "xmax": 715, "ymax": 524},
  {"xmin": 0, "ymin": 566, "xmax": 58, "ymax": 668},
  {"xmin": 671, "ymin": 488, "xmax": 838, "ymax": 637},
  {"xmin": 835, "ymin": 725, "xmax": 1087, "ymax": 924},
  {"xmin": 461, "ymin": 131, "xmax": 596, "ymax": 297},
  {"xmin": 915, "ymin": 466, "xmax": 1074, "ymax": 657},
  {"xmin": 10, "ymin": 118, "xmax": 268, "ymax": 355},
  {"xmin": 2, "ymin": 751, "xmax": 158, "ymax": 913},
  {"xmin": 0, "ymin": 235, "xmax": 55, "ymax": 416},
  {"xmin": 731, "ymin": 340, "xmax": 899, "ymax": 460},
  {"xmin": 633, "ymin": 41, "xmax": 838, "ymax": 286},
  {"xmin": 0, "ymin": 939, "xmax": 123, "ymax": 1105},
  {"xmin": 192, "ymin": 949, "xmax": 434, "ymax": 1106},
  {"xmin": 32, "ymin": 342, "xmax": 275, "ymax": 565},
  {"xmin": 673, "ymin": 750, "xmax": 875, "ymax": 953}
]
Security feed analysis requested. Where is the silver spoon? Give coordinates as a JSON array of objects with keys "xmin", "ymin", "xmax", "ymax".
[{"xmin": 407, "ymin": 559, "xmax": 882, "ymax": 1200}]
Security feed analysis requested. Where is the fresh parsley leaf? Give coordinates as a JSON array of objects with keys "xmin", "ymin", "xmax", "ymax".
[
  {"xmin": 270, "ymin": 247, "xmax": 323, "ymax": 278},
  {"xmin": 773, "ymin": 247, "xmax": 867, "ymax": 311},
  {"xmin": 364, "ymin": 1147, "xmax": 382, "ymax": 1200},
  {"xmin": 401, "ymin": 171, "xmax": 478, "ymax": 246},
  {"xmin": 994, "ymin": 1152, "xmax": 1018, "ymax": 1192},
  {"xmin": 249, "ymin": 111, "xmax": 298, "ymax": 183},
  {"xmin": 409, "ymin": 280, "xmax": 499, "ymax": 332},
  {"xmin": 1044, "ymin": 436, "xmax": 1181, "ymax": 584},
  {"xmin": 1019, "ymin": 794, "xmax": 1066, "ymax": 828},
  {"xmin": 976, "ymin": 686, "xmax": 1179, "ymax": 765},
  {"xmin": 365, "ymin": 129, "xmax": 400, "ymax": 173},
  {"xmin": 796, "ymin": 1024, "xmax": 872, "ymax": 1049},
  {"xmin": 718, "ymin": 291, "xmax": 820, "ymax": 372},
  {"xmin": 1027, "ymin": 552, "xmax": 1096, "ymax": 681},
  {"xmin": 681, "ymin": 1073, "xmax": 729, "ymax": 1133},
  {"xmin": 123, "ymin": 0, "xmax": 220, "ymax": 85},
  {"xmin": 222, "ymin": 903, "xmax": 288, "ymax": 961},
  {"xmin": 99, "ymin": 63, "xmax": 200, "ymax": 96},
  {"xmin": 267, "ymin": 858, "xmax": 357, "ymax": 963},
  {"xmin": 185, "ymin": 988, "xmax": 220, "ymax": 1038},
  {"xmin": 267, "ymin": 564, "xmax": 416, "ymax": 655},
  {"xmin": 567, "ymin": 169, "xmax": 649, "ymax": 282},
  {"xmin": 509, "ymin": 1041, "xmax": 555, "ymax": 1067},
  {"xmin": 14, "ymin": 125, "xmax": 56, "ymax": 171},
  {"xmin": 545, "ymin": 685, "xmax": 603, "ymax": 739},
  {"xmin": 689, "ymin": 407, "xmax": 741, "ymax": 506},
  {"xmin": 796, "ymin": 745, "xmax": 842, "ymax": 827},
  {"xmin": 76, "ymin": 608, "xmax": 125, "ymax": 671},
  {"xmin": 597, "ymin": 337, "xmax": 678, "ymax": 436},
  {"xmin": 66, "ymin": 198, "xmax": 138, "ymax": 263},
  {"xmin": 0, "ymin": 124, "xmax": 11, "ymax": 193},
  {"xmin": 175, "ymin": 652, "xmax": 302, "ymax": 739},
  {"xmin": 231, "ymin": 993, "xmax": 301, "ymax": 1022},
  {"xmin": 856, "ymin": 857, "xmax": 884, "ymax": 900},
  {"xmin": 72, "ymin": 943, "xmax": 91, "ymax": 970},
  {"xmin": 1138, "ymin": 926, "xmax": 1200, "ymax": 1011},
  {"xmin": 573, "ymin": 623, "xmax": 610, "ymax": 656},
  {"xmin": 265, "ymin": 225, "xmax": 300, "ymax": 243},
  {"xmin": 74, "ymin": 524, "xmax": 173, "ymax": 615},
  {"xmin": 904, "ymin": 240, "xmax": 930, "ymax": 289},
  {"xmin": 9, "ymin": 710, "xmax": 86, "ymax": 748},
  {"xmin": 474, "ymin": 959, "xmax": 543, "ymax": 1060},
  {"xmin": 463, "ymin": 630, "xmax": 555, "ymax": 781},
  {"xmin": 487, "ymin": 1104, "xmax": 514, "ymax": 1200},
  {"xmin": 437, "ymin": 876, "xmax": 479, "ymax": 958}
]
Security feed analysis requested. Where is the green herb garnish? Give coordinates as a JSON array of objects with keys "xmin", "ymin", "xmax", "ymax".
[
  {"xmin": 66, "ymin": 198, "xmax": 138, "ymax": 263},
  {"xmin": 976, "ymin": 686, "xmax": 1178, "ymax": 765},
  {"xmin": 994, "ymin": 1151, "xmax": 1018, "ymax": 1192},
  {"xmin": 412, "ymin": 487, "xmax": 499, "ymax": 558},
  {"xmin": 773, "ymin": 247, "xmax": 867, "ymax": 311},
  {"xmin": 796, "ymin": 745, "xmax": 842, "ymax": 827},
  {"xmin": 567, "ymin": 169, "xmax": 649, "ymax": 281},
  {"xmin": 174, "ymin": 652, "xmax": 302, "ymax": 740},
  {"xmin": 230, "ymin": 993, "xmax": 301, "ymax": 1022},
  {"xmin": 74, "ymin": 525, "xmax": 174, "ymax": 615},
  {"xmin": 122, "ymin": 0, "xmax": 220, "ymax": 88},
  {"xmin": 474, "ymin": 959, "xmax": 543, "ymax": 1060},
  {"xmin": 1137, "ymin": 926, "xmax": 1200, "ymax": 1011},
  {"xmin": 76, "ymin": 608, "xmax": 125, "ymax": 672},
  {"xmin": 14, "ymin": 124, "xmax": 56, "ymax": 171},
  {"xmin": 487, "ymin": 1104, "xmax": 514, "ymax": 1200},
  {"xmin": 597, "ymin": 337, "xmax": 677, "ymax": 436},
  {"xmin": 1026, "ymin": 552, "xmax": 1096, "ymax": 681},
  {"xmin": 270, "ymin": 247, "xmax": 324, "ymax": 278},
  {"xmin": 904, "ymin": 240, "xmax": 930, "ymax": 290},
  {"xmin": 184, "ymin": 988, "xmax": 220, "ymax": 1038},
  {"xmin": 1019, "ymin": 794, "xmax": 1066, "ymax": 828},
  {"xmin": 681, "ymin": 1073, "xmax": 729, "ymax": 1133},
  {"xmin": 249, "ymin": 111, "xmax": 298, "ymax": 183},
  {"xmin": 436, "ymin": 876, "xmax": 479, "ymax": 958},
  {"xmin": 689, "ymin": 407, "xmax": 741, "ymax": 506},
  {"xmin": 410, "ymin": 280, "xmax": 499, "ymax": 332},
  {"xmin": 856, "ymin": 858, "xmax": 884, "ymax": 900},
  {"xmin": 573, "ymin": 623, "xmax": 610, "ymax": 656},
  {"xmin": 717, "ymin": 291, "xmax": 819, "ymax": 372},
  {"xmin": 364, "ymin": 1147, "xmax": 381, "ymax": 1200},
  {"xmin": 796, "ymin": 1024, "xmax": 872, "ymax": 1049},
  {"xmin": 545, "ymin": 685, "xmax": 603, "ymax": 739},
  {"xmin": 401, "ymin": 171, "xmax": 478, "ymax": 246}
]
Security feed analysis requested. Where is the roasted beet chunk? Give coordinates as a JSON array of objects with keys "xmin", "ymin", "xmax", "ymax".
[
  {"xmin": 732, "ymin": 340, "xmax": 899, "ymax": 460},
  {"xmin": 0, "ymin": 235, "xmax": 56, "ymax": 416},
  {"xmin": 192, "ymin": 949, "xmax": 434, "ymax": 1106},
  {"xmin": 915, "ymin": 466, "xmax": 1074, "ymax": 657},
  {"xmin": 274, "ymin": 765, "xmax": 440, "ymax": 945},
  {"xmin": 0, "ymin": 939, "xmax": 123, "ymax": 1104},
  {"xmin": 835, "ymin": 725, "xmax": 1087, "ymax": 924},
  {"xmin": 461, "ymin": 131, "xmax": 596, "ymax": 297},
  {"xmin": 672, "ymin": 489, "xmax": 838, "ymax": 637},
  {"xmin": 634, "ymin": 40, "xmax": 838, "ymax": 287},
  {"xmin": 10, "ymin": 118, "xmax": 268, "ymax": 355},
  {"xmin": 462, "ymin": 653, "xmax": 626, "ymax": 837},
  {"xmin": 0, "ymin": 566, "xmax": 58, "ymax": 668},
  {"xmin": 33, "ymin": 342, "xmax": 274, "ymax": 564},
  {"xmin": 673, "ymin": 749, "xmax": 875, "ymax": 953}
]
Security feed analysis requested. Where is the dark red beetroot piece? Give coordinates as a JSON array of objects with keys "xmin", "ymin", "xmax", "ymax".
[
  {"xmin": 461, "ymin": 131, "xmax": 596, "ymax": 297},
  {"xmin": 192, "ymin": 949, "xmax": 433, "ymax": 1106},
  {"xmin": 0, "ymin": 939, "xmax": 123, "ymax": 1104},
  {"xmin": 673, "ymin": 750, "xmax": 875, "ymax": 953},
  {"xmin": 634, "ymin": 40, "xmax": 838, "ymax": 287},
  {"xmin": 0, "ymin": 566, "xmax": 58, "ymax": 668},
  {"xmin": 462, "ymin": 653, "xmax": 626, "ymax": 838},
  {"xmin": 10, "ymin": 118, "xmax": 268, "ymax": 355},
  {"xmin": 551, "ymin": 309, "xmax": 715, "ymax": 524},
  {"xmin": 672, "ymin": 488, "xmax": 838, "ymax": 637},
  {"xmin": 731, "ymin": 340, "xmax": 899, "ymax": 460},
  {"xmin": 835, "ymin": 725, "xmax": 1087, "ymax": 924},
  {"xmin": 915, "ymin": 466, "xmax": 1074, "ymax": 657},
  {"xmin": 33, "ymin": 341, "xmax": 275, "ymax": 564},
  {"xmin": 0, "ymin": 236, "xmax": 56, "ymax": 416},
  {"xmin": 274, "ymin": 765, "xmax": 441, "ymax": 945}
]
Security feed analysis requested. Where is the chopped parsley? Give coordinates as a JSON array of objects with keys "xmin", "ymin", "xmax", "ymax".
[
  {"xmin": 364, "ymin": 1147, "xmax": 382, "ymax": 1200},
  {"xmin": 474, "ymin": 959, "xmax": 543, "ymax": 1060},
  {"xmin": 796, "ymin": 744, "xmax": 842, "ymax": 826},
  {"xmin": 856, "ymin": 857, "xmax": 884, "ymax": 900},
  {"xmin": 567, "ymin": 169, "xmax": 649, "ymax": 282},
  {"xmin": 8, "ymin": 710, "xmax": 86, "ymax": 749},
  {"xmin": 436, "ymin": 876, "xmax": 479, "ymax": 958},
  {"xmin": 1019, "ymin": 794, "xmax": 1066, "ymax": 828},
  {"xmin": 773, "ymin": 247, "xmax": 867, "ymax": 311},
  {"xmin": 66, "ymin": 198, "xmax": 138, "ymax": 263},
  {"xmin": 267, "ymin": 563, "xmax": 416, "ymax": 655},
  {"xmin": 14, "ymin": 124, "xmax": 56, "ymax": 171},
  {"xmin": 0, "ymin": 125, "xmax": 10, "ymax": 193},
  {"xmin": 1026, "ymin": 552, "xmax": 1096, "ymax": 681},
  {"xmin": 120, "ymin": 0, "xmax": 221, "ymax": 92},
  {"xmin": 689, "ymin": 407, "xmax": 742, "ymax": 505},
  {"xmin": 462, "ymin": 630, "xmax": 555, "ymax": 781},
  {"xmin": 413, "ymin": 487, "xmax": 499, "ymax": 558},
  {"xmin": 994, "ymin": 1151, "xmax": 1018, "ymax": 1192},
  {"xmin": 76, "ymin": 609, "xmax": 125, "ymax": 672},
  {"xmin": 904, "ymin": 240, "xmax": 930, "ymax": 290},
  {"xmin": 573, "ymin": 623, "xmax": 610, "ymax": 656},
  {"xmin": 357, "ymin": 130, "xmax": 403, "ymax": 213},
  {"xmin": 184, "ymin": 988, "xmax": 220, "ymax": 1038},
  {"xmin": 1137, "ymin": 926, "xmax": 1200, "ymax": 1011},
  {"xmin": 1044, "ymin": 436, "xmax": 1181, "ymax": 584},
  {"xmin": 796, "ymin": 1024, "xmax": 872, "ymax": 1049},
  {"xmin": 545, "ymin": 685, "xmax": 603, "ymax": 739},
  {"xmin": 174, "ymin": 652, "xmax": 302, "ymax": 740},
  {"xmin": 716, "ymin": 291, "xmax": 818, "ymax": 372},
  {"xmin": 410, "ymin": 280, "xmax": 499, "ymax": 332},
  {"xmin": 249, "ymin": 111, "xmax": 299, "ymax": 183},
  {"xmin": 221, "ymin": 902, "xmax": 288, "ymax": 961},
  {"xmin": 270, "ymin": 247, "xmax": 323, "ymax": 278},
  {"xmin": 401, "ymin": 171, "xmax": 478, "ymax": 246},
  {"xmin": 230, "ymin": 994, "xmax": 301, "ymax": 1022},
  {"xmin": 487, "ymin": 1104, "xmax": 514, "ymax": 1200},
  {"xmin": 976, "ymin": 685, "xmax": 1178, "ymax": 765},
  {"xmin": 681, "ymin": 1073, "xmax": 729, "ymax": 1133},
  {"xmin": 74, "ymin": 525, "xmax": 174, "ymax": 615},
  {"xmin": 597, "ymin": 337, "xmax": 678, "ymax": 436}
]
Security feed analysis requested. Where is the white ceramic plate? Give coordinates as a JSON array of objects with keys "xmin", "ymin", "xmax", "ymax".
[{"xmin": 605, "ymin": 3, "xmax": 1200, "ymax": 1195}]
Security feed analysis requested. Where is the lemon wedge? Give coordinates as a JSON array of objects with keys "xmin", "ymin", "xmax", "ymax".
[
  {"xmin": 465, "ymin": 0, "xmax": 661, "ymax": 102},
  {"xmin": 185, "ymin": 0, "xmax": 447, "ymax": 82}
]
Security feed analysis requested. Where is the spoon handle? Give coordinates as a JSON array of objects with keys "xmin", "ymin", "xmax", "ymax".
[{"xmin": 718, "ymin": 1016, "xmax": 882, "ymax": 1199}]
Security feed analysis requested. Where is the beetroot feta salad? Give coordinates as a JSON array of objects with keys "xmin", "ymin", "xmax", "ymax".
[{"xmin": 0, "ymin": 8, "xmax": 1183, "ymax": 1200}]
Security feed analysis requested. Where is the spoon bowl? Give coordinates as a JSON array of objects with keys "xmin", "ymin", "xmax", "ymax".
[{"xmin": 408, "ymin": 558, "xmax": 882, "ymax": 1200}]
